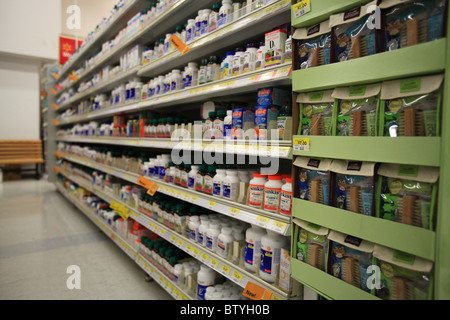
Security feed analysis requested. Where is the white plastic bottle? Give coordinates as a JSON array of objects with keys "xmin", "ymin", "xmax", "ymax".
[
  {"xmin": 185, "ymin": 62, "xmax": 198, "ymax": 87},
  {"xmin": 242, "ymin": 43, "xmax": 258, "ymax": 74},
  {"xmin": 164, "ymin": 33, "xmax": 172, "ymax": 55},
  {"xmin": 173, "ymin": 264, "xmax": 184, "ymax": 284},
  {"xmin": 264, "ymin": 175, "xmax": 283, "ymax": 213},
  {"xmin": 171, "ymin": 69, "xmax": 182, "ymax": 91},
  {"xmin": 232, "ymin": 47, "xmax": 245, "ymax": 76},
  {"xmin": 237, "ymin": 170, "xmax": 250, "ymax": 183},
  {"xmin": 248, "ymin": 173, "xmax": 267, "ymax": 209},
  {"xmin": 189, "ymin": 215, "xmax": 200, "ymax": 241},
  {"xmin": 185, "ymin": 19, "xmax": 196, "ymax": 43},
  {"xmin": 255, "ymin": 42, "xmax": 266, "ymax": 71},
  {"xmin": 259, "ymin": 231, "xmax": 288, "ymax": 283},
  {"xmin": 213, "ymin": 168, "xmax": 227, "ymax": 198},
  {"xmin": 205, "ymin": 286, "xmax": 216, "ymax": 300},
  {"xmin": 197, "ymin": 265, "xmax": 216, "ymax": 300},
  {"xmin": 217, "ymin": 227, "xmax": 234, "ymax": 258},
  {"xmin": 198, "ymin": 218, "xmax": 210, "ymax": 247},
  {"xmin": 279, "ymin": 177, "xmax": 293, "ymax": 216},
  {"xmin": 168, "ymin": 162, "xmax": 176, "ymax": 184},
  {"xmin": 245, "ymin": 225, "xmax": 266, "ymax": 273},
  {"xmin": 200, "ymin": 9, "xmax": 212, "ymax": 36},
  {"xmin": 188, "ymin": 165, "xmax": 199, "ymax": 190},
  {"xmin": 208, "ymin": 3, "xmax": 221, "ymax": 33},
  {"xmin": 206, "ymin": 221, "xmax": 221, "ymax": 252},
  {"xmin": 222, "ymin": 170, "xmax": 239, "ymax": 201},
  {"xmin": 194, "ymin": 10, "xmax": 203, "ymax": 39},
  {"xmin": 224, "ymin": 110, "xmax": 233, "ymax": 139},
  {"xmin": 219, "ymin": 0, "xmax": 233, "ymax": 27}
]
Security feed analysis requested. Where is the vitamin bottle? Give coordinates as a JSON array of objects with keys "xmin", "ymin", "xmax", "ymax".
[
  {"xmin": 186, "ymin": 19, "xmax": 195, "ymax": 43},
  {"xmin": 255, "ymin": 42, "xmax": 265, "ymax": 71},
  {"xmin": 198, "ymin": 58, "xmax": 209, "ymax": 85},
  {"xmin": 232, "ymin": 47, "xmax": 245, "ymax": 76},
  {"xmin": 264, "ymin": 175, "xmax": 283, "ymax": 213},
  {"xmin": 195, "ymin": 165, "xmax": 208, "ymax": 193},
  {"xmin": 213, "ymin": 110, "xmax": 226, "ymax": 139},
  {"xmin": 213, "ymin": 168, "xmax": 227, "ymax": 198},
  {"xmin": 260, "ymin": 231, "xmax": 288, "ymax": 283},
  {"xmin": 245, "ymin": 225, "xmax": 266, "ymax": 273},
  {"xmin": 223, "ymin": 170, "xmax": 239, "ymax": 201},
  {"xmin": 206, "ymin": 56, "xmax": 220, "ymax": 83},
  {"xmin": 200, "ymin": 9, "xmax": 212, "ymax": 36},
  {"xmin": 248, "ymin": 173, "xmax": 267, "ymax": 209},
  {"xmin": 198, "ymin": 217, "xmax": 210, "ymax": 247},
  {"xmin": 203, "ymin": 111, "xmax": 216, "ymax": 139},
  {"xmin": 224, "ymin": 110, "xmax": 233, "ymax": 139},
  {"xmin": 206, "ymin": 222, "xmax": 221, "ymax": 252},
  {"xmin": 279, "ymin": 177, "xmax": 292, "ymax": 216},
  {"xmin": 197, "ymin": 265, "xmax": 216, "ymax": 300},
  {"xmin": 189, "ymin": 215, "xmax": 200, "ymax": 241},
  {"xmin": 188, "ymin": 165, "xmax": 199, "ymax": 190},
  {"xmin": 203, "ymin": 166, "xmax": 216, "ymax": 195},
  {"xmin": 217, "ymin": 227, "xmax": 234, "ymax": 258},
  {"xmin": 181, "ymin": 163, "xmax": 191, "ymax": 188},
  {"xmin": 185, "ymin": 62, "xmax": 198, "ymax": 87},
  {"xmin": 242, "ymin": 43, "xmax": 258, "ymax": 74},
  {"xmin": 219, "ymin": 0, "xmax": 233, "ymax": 27},
  {"xmin": 208, "ymin": 3, "xmax": 221, "ymax": 33}
]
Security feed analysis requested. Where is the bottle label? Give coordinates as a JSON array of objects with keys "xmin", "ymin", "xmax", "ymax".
[
  {"xmin": 197, "ymin": 283, "xmax": 212, "ymax": 300},
  {"xmin": 190, "ymin": 228, "xmax": 197, "ymax": 241},
  {"xmin": 260, "ymin": 248, "xmax": 273, "ymax": 274},
  {"xmin": 198, "ymin": 231, "xmax": 206, "ymax": 245},
  {"xmin": 181, "ymin": 172, "xmax": 188, "ymax": 187},
  {"xmin": 213, "ymin": 182, "xmax": 222, "ymax": 197},
  {"xmin": 217, "ymin": 239, "xmax": 230, "ymax": 257},
  {"xmin": 206, "ymin": 235, "xmax": 215, "ymax": 250},
  {"xmin": 264, "ymin": 187, "xmax": 281, "ymax": 212},
  {"xmin": 186, "ymin": 28, "xmax": 193, "ymax": 42},
  {"xmin": 224, "ymin": 124, "xmax": 232, "ymax": 138},
  {"xmin": 245, "ymin": 241, "xmax": 256, "ymax": 266},
  {"xmin": 188, "ymin": 177, "xmax": 195, "ymax": 189},
  {"xmin": 201, "ymin": 19, "xmax": 209, "ymax": 35},
  {"xmin": 195, "ymin": 174, "xmax": 204, "ymax": 192},
  {"xmin": 248, "ymin": 184, "xmax": 264, "ymax": 207},
  {"xmin": 203, "ymin": 176, "xmax": 213, "ymax": 194},
  {"xmin": 209, "ymin": 13, "xmax": 218, "ymax": 32},
  {"xmin": 279, "ymin": 190, "xmax": 292, "ymax": 215},
  {"xmin": 223, "ymin": 183, "xmax": 232, "ymax": 199}
]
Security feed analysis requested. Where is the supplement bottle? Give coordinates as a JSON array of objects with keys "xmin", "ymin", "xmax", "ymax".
[
  {"xmin": 245, "ymin": 225, "xmax": 266, "ymax": 273},
  {"xmin": 198, "ymin": 218, "xmax": 210, "ymax": 247},
  {"xmin": 167, "ymin": 161, "xmax": 176, "ymax": 184},
  {"xmin": 185, "ymin": 62, "xmax": 198, "ymax": 87},
  {"xmin": 186, "ymin": 19, "xmax": 195, "ymax": 43},
  {"xmin": 242, "ymin": 43, "xmax": 258, "ymax": 74},
  {"xmin": 181, "ymin": 163, "xmax": 191, "ymax": 188},
  {"xmin": 189, "ymin": 215, "xmax": 200, "ymax": 241},
  {"xmin": 200, "ymin": 9, "xmax": 212, "ymax": 35},
  {"xmin": 260, "ymin": 231, "xmax": 288, "ymax": 283},
  {"xmin": 174, "ymin": 162, "xmax": 183, "ymax": 186},
  {"xmin": 203, "ymin": 111, "xmax": 216, "ymax": 139},
  {"xmin": 171, "ymin": 69, "xmax": 182, "ymax": 91},
  {"xmin": 195, "ymin": 165, "xmax": 208, "ymax": 193},
  {"xmin": 174, "ymin": 203, "xmax": 187, "ymax": 234},
  {"xmin": 213, "ymin": 168, "xmax": 227, "ymax": 198},
  {"xmin": 194, "ymin": 10, "xmax": 203, "ymax": 39},
  {"xmin": 279, "ymin": 177, "xmax": 292, "ymax": 216},
  {"xmin": 188, "ymin": 165, "xmax": 199, "ymax": 190},
  {"xmin": 208, "ymin": 3, "xmax": 221, "ymax": 33},
  {"xmin": 206, "ymin": 221, "xmax": 221, "ymax": 252},
  {"xmin": 203, "ymin": 166, "xmax": 216, "ymax": 195},
  {"xmin": 217, "ymin": 227, "xmax": 234, "ymax": 258},
  {"xmin": 206, "ymin": 56, "xmax": 220, "ymax": 83},
  {"xmin": 221, "ymin": 52, "xmax": 234, "ymax": 79},
  {"xmin": 264, "ymin": 175, "xmax": 283, "ymax": 213},
  {"xmin": 277, "ymin": 102, "xmax": 292, "ymax": 141},
  {"xmin": 198, "ymin": 58, "xmax": 209, "ymax": 85},
  {"xmin": 173, "ymin": 264, "xmax": 184, "ymax": 284},
  {"xmin": 224, "ymin": 110, "xmax": 233, "ymax": 139},
  {"xmin": 232, "ymin": 48, "xmax": 245, "ymax": 76},
  {"xmin": 197, "ymin": 265, "xmax": 216, "ymax": 300},
  {"xmin": 248, "ymin": 173, "xmax": 267, "ymax": 209},
  {"xmin": 219, "ymin": 0, "xmax": 233, "ymax": 27},
  {"xmin": 222, "ymin": 170, "xmax": 239, "ymax": 201},
  {"xmin": 213, "ymin": 110, "xmax": 226, "ymax": 139},
  {"xmin": 255, "ymin": 42, "xmax": 266, "ymax": 71},
  {"xmin": 205, "ymin": 286, "xmax": 216, "ymax": 301}
]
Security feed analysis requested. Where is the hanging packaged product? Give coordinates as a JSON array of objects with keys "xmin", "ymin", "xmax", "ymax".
[
  {"xmin": 331, "ymin": 160, "xmax": 377, "ymax": 216},
  {"xmin": 373, "ymin": 244, "xmax": 434, "ymax": 300},
  {"xmin": 277, "ymin": 102, "xmax": 293, "ymax": 141},
  {"xmin": 379, "ymin": 74, "xmax": 444, "ymax": 137},
  {"xmin": 329, "ymin": 0, "xmax": 379, "ymax": 62},
  {"xmin": 294, "ymin": 157, "xmax": 333, "ymax": 206},
  {"xmin": 381, "ymin": 0, "xmax": 447, "ymax": 52},
  {"xmin": 257, "ymin": 87, "xmax": 292, "ymax": 107},
  {"xmin": 293, "ymin": 218, "xmax": 329, "ymax": 273},
  {"xmin": 264, "ymin": 29, "xmax": 287, "ymax": 68},
  {"xmin": 297, "ymin": 90, "xmax": 334, "ymax": 136},
  {"xmin": 332, "ymin": 83, "xmax": 381, "ymax": 137},
  {"xmin": 293, "ymin": 19, "xmax": 332, "ymax": 69},
  {"xmin": 376, "ymin": 163, "xmax": 439, "ymax": 230},
  {"xmin": 328, "ymin": 230, "xmax": 375, "ymax": 294}
]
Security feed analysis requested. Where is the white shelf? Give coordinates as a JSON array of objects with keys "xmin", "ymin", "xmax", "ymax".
[
  {"xmin": 138, "ymin": 0, "xmax": 291, "ymax": 78},
  {"xmin": 56, "ymin": 136, "xmax": 293, "ymax": 159},
  {"xmin": 56, "ymin": 63, "xmax": 293, "ymax": 125},
  {"xmin": 56, "ymin": 171, "xmax": 290, "ymax": 300},
  {"xmin": 55, "ymin": 182, "xmax": 195, "ymax": 300},
  {"xmin": 57, "ymin": 152, "xmax": 291, "ymax": 236}
]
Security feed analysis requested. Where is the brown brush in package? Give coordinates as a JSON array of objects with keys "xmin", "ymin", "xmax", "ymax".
[
  {"xmin": 308, "ymin": 244, "xmax": 325, "ymax": 270},
  {"xmin": 398, "ymin": 109, "xmax": 425, "ymax": 137},
  {"xmin": 396, "ymin": 197, "xmax": 423, "ymax": 228},
  {"xmin": 341, "ymin": 257, "xmax": 361, "ymax": 287},
  {"xmin": 390, "ymin": 277, "xmax": 416, "ymax": 300},
  {"xmin": 308, "ymin": 179, "xmax": 324, "ymax": 204},
  {"xmin": 400, "ymin": 17, "xmax": 428, "ymax": 48}
]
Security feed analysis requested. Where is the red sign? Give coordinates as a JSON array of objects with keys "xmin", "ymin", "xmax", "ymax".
[{"xmin": 59, "ymin": 35, "xmax": 84, "ymax": 65}]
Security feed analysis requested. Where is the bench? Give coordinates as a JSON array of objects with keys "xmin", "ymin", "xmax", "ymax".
[{"xmin": 0, "ymin": 140, "xmax": 44, "ymax": 180}]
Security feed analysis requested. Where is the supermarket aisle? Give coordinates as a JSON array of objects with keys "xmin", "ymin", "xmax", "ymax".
[{"xmin": 0, "ymin": 179, "xmax": 173, "ymax": 300}]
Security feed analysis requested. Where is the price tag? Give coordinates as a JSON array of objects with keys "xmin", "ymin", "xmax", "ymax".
[
  {"xmin": 272, "ymin": 220, "xmax": 288, "ymax": 233},
  {"xmin": 68, "ymin": 74, "xmax": 79, "ymax": 82},
  {"xmin": 229, "ymin": 207, "xmax": 240, "ymax": 216},
  {"xmin": 50, "ymin": 89, "xmax": 58, "ymax": 95},
  {"xmin": 169, "ymin": 33, "xmax": 191, "ymax": 56},
  {"xmin": 207, "ymin": 201, "xmax": 217, "ymax": 209},
  {"xmin": 256, "ymin": 215, "xmax": 270, "ymax": 227},
  {"xmin": 293, "ymin": 138, "xmax": 310, "ymax": 152},
  {"xmin": 200, "ymin": 253, "xmax": 209, "ymax": 262},
  {"xmin": 52, "ymin": 119, "xmax": 60, "ymax": 126},
  {"xmin": 293, "ymin": 0, "xmax": 311, "ymax": 19},
  {"xmin": 52, "ymin": 104, "xmax": 59, "ymax": 110},
  {"xmin": 51, "ymin": 73, "xmax": 59, "ymax": 80},
  {"xmin": 243, "ymin": 282, "xmax": 273, "ymax": 301},
  {"xmin": 137, "ymin": 176, "xmax": 153, "ymax": 189},
  {"xmin": 209, "ymin": 258, "xmax": 219, "ymax": 268},
  {"xmin": 110, "ymin": 201, "xmax": 130, "ymax": 220},
  {"xmin": 220, "ymin": 264, "xmax": 231, "ymax": 275},
  {"xmin": 54, "ymin": 152, "xmax": 62, "ymax": 158},
  {"xmin": 231, "ymin": 271, "xmax": 243, "ymax": 283}
]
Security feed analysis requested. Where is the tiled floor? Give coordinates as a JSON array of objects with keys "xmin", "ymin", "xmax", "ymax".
[{"xmin": 0, "ymin": 179, "xmax": 173, "ymax": 300}]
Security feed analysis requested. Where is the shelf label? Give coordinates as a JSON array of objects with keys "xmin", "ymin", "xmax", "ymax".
[
  {"xmin": 110, "ymin": 201, "xmax": 130, "ymax": 220},
  {"xmin": 52, "ymin": 119, "xmax": 60, "ymax": 126},
  {"xmin": 293, "ymin": 138, "xmax": 310, "ymax": 152},
  {"xmin": 207, "ymin": 201, "xmax": 217, "ymax": 209},
  {"xmin": 243, "ymin": 282, "xmax": 273, "ymax": 301},
  {"xmin": 54, "ymin": 151, "xmax": 62, "ymax": 158},
  {"xmin": 256, "ymin": 215, "xmax": 270, "ymax": 227},
  {"xmin": 209, "ymin": 258, "xmax": 219, "ymax": 268},
  {"xmin": 52, "ymin": 104, "xmax": 60, "ymax": 110},
  {"xmin": 229, "ymin": 207, "xmax": 240, "ymax": 216},
  {"xmin": 50, "ymin": 88, "xmax": 58, "ymax": 95},
  {"xmin": 272, "ymin": 220, "xmax": 288, "ymax": 233},
  {"xmin": 51, "ymin": 73, "xmax": 59, "ymax": 80},
  {"xmin": 293, "ymin": 0, "xmax": 311, "ymax": 19},
  {"xmin": 68, "ymin": 74, "xmax": 79, "ymax": 82},
  {"xmin": 220, "ymin": 264, "xmax": 231, "ymax": 275},
  {"xmin": 53, "ymin": 166, "xmax": 61, "ymax": 173},
  {"xmin": 231, "ymin": 271, "xmax": 243, "ymax": 283},
  {"xmin": 169, "ymin": 33, "xmax": 191, "ymax": 56}
]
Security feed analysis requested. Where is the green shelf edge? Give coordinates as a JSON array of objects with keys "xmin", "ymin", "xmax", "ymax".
[
  {"xmin": 292, "ymin": 39, "xmax": 447, "ymax": 92},
  {"xmin": 291, "ymin": 259, "xmax": 380, "ymax": 300},
  {"xmin": 292, "ymin": 136, "xmax": 441, "ymax": 167},
  {"xmin": 292, "ymin": 199, "xmax": 436, "ymax": 261},
  {"xmin": 291, "ymin": 0, "xmax": 371, "ymax": 29}
]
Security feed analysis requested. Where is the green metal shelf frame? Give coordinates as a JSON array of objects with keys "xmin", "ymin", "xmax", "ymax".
[
  {"xmin": 290, "ymin": 2, "xmax": 450, "ymax": 300},
  {"xmin": 291, "ymin": 0, "xmax": 371, "ymax": 29},
  {"xmin": 292, "ymin": 136, "xmax": 441, "ymax": 167},
  {"xmin": 292, "ymin": 39, "xmax": 446, "ymax": 93},
  {"xmin": 290, "ymin": 259, "xmax": 380, "ymax": 300},
  {"xmin": 292, "ymin": 199, "xmax": 436, "ymax": 261}
]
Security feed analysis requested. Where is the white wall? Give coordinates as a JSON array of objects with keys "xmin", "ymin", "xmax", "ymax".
[
  {"xmin": 0, "ymin": 55, "xmax": 41, "ymax": 140},
  {"xmin": 0, "ymin": 0, "xmax": 62, "ymax": 61}
]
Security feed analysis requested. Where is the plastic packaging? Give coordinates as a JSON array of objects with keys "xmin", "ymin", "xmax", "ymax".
[
  {"xmin": 279, "ymin": 178, "xmax": 293, "ymax": 216},
  {"xmin": 217, "ymin": 227, "xmax": 234, "ymax": 258},
  {"xmin": 213, "ymin": 168, "xmax": 227, "ymax": 198},
  {"xmin": 188, "ymin": 165, "xmax": 199, "ymax": 190},
  {"xmin": 248, "ymin": 173, "xmax": 267, "ymax": 209},
  {"xmin": 219, "ymin": 0, "xmax": 233, "ymax": 27},
  {"xmin": 260, "ymin": 231, "xmax": 288, "ymax": 283},
  {"xmin": 206, "ymin": 221, "xmax": 221, "ymax": 252},
  {"xmin": 245, "ymin": 225, "xmax": 266, "ymax": 273},
  {"xmin": 223, "ymin": 170, "xmax": 239, "ymax": 201},
  {"xmin": 197, "ymin": 265, "xmax": 216, "ymax": 300}
]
